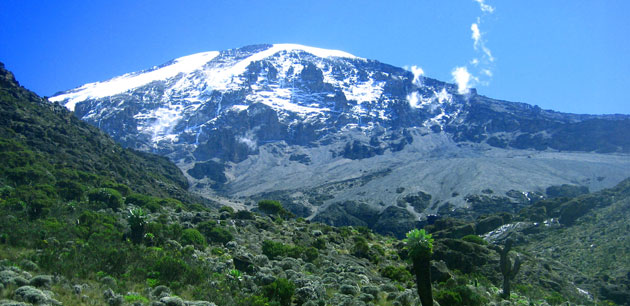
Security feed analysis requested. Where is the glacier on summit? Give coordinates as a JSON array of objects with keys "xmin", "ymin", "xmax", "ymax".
[{"xmin": 51, "ymin": 43, "xmax": 459, "ymax": 149}]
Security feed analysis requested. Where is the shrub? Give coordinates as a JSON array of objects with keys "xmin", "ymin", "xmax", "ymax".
[
  {"xmin": 219, "ymin": 206, "xmax": 235, "ymax": 214},
  {"xmin": 312, "ymin": 238, "xmax": 326, "ymax": 250},
  {"xmin": 197, "ymin": 221, "xmax": 233, "ymax": 244},
  {"xmin": 353, "ymin": 237, "xmax": 370, "ymax": 259},
  {"xmin": 102, "ymin": 182, "xmax": 132, "ymax": 196},
  {"xmin": 286, "ymin": 245, "xmax": 304, "ymax": 259},
  {"xmin": 210, "ymin": 247, "xmax": 224, "ymax": 256},
  {"xmin": 258, "ymin": 200, "xmax": 284, "ymax": 215},
  {"xmin": 262, "ymin": 278, "xmax": 295, "ymax": 306},
  {"xmin": 545, "ymin": 292, "xmax": 566, "ymax": 305},
  {"xmin": 125, "ymin": 193, "xmax": 161, "ymax": 212},
  {"xmin": 234, "ymin": 210, "xmax": 255, "ymax": 220},
  {"xmin": 462, "ymin": 234, "xmax": 487, "ymax": 245},
  {"xmin": 55, "ymin": 179, "xmax": 85, "ymax": 201},
  {"xmin": 10, "ymin": 185, "xmax": 56, "ymax": 219},
  {"xmin": 303, "ymin": 247, "xmax": 319, "ymax": 262},
  {"xmin": 181, "ymin": 228, "xmax": 206, "ymax": 248},
  {"xmin": 240, "ymin": 295, "xmax": 270, "ymax": 306},
  {"xmin": 262, "ymin": 240, "xmax": 287, "ymax": 260},
  {"xmin": 154, "ymin": 255, "xmax": 188, "ymax": 283},
  {"xmin": 6, "ymin": 165, "xmax": 53, "ymax": 186},
  {"xmin": 124, "ymin": 294, "xmax": 149, "ymax": 303},
  {"xmin": 381, "ymin": 265, "xmax": 413, "ymax": 283},
  {"xmin": 435, "ymin": 289, "xmax": 462, "ymax": 305},
  {"xmin": 438, "ymin": 284, "xmax": 486, "ymax": 306},
  {"xmin": 88, "ymin": 188, "xmax": 123, "ymax": 210}
]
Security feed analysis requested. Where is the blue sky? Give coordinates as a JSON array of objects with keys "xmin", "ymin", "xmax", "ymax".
[{"xmin": 1, "ymin": 0, "xmax": 628, "ymax": 114}]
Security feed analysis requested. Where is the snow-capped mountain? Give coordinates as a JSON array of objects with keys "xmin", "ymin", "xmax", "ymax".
[
  {"xmin": 51, "ymin": 44, "xmax": 630, "ymax": 236},
  {"xmin": 52, "ymin": 44, "xmax": 463, "ymax": 152}
]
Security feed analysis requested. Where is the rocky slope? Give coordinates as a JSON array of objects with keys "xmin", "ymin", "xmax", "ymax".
[{"xmin": 49, "ymin": 44, "xmax": 630, "ymax": 235}]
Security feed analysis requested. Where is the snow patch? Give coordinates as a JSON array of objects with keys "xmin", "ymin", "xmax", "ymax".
[
  {"xmin": 198, "ymin": 44, "xmax": 358, "ymax": 92},
  {"xmin": 51, "ymin": 51, "xmax": 220, "ymax": 110}
]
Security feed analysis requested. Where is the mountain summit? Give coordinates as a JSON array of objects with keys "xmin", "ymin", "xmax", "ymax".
[
  {"xmin": 50, "ymin": 44, "xmax": 630, "ymax": 236},
  {"xmin": 51, "ymin": 43, "xmax": 462, "ymax": 149}
]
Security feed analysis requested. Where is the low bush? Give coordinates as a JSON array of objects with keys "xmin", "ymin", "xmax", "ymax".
[
  {"xmin": 435, "ymin": 289, "xmax": 462, "ymax": 305},
  {"xmin": 262, "ymin": 240, "xmax": 287, "ymax": 260},
  {"xmin": 234, "ymin": 210, "xmax": 255, "ymax": 220},
  {"xmin": 197, "ymin": 221, "xmax": 233, "ymax": 244},
  {"xmin": 462, "ymin": 234, "xmax": 487, "ymax": 245},
  {"xmin": 181, "ymin": 228, "xmax": 206, "ymax": 249},
  {"xmin": 88, "ymin": 188, "xmax": 123, "ymax": 210},
  {"xmin": 312, "ymin": 238, "xmax": 326, "ymax": 250},
  {"xmin": 219, "ymin": 206, "xmax": 234, "ymax": 214},
  {"xmin": 262, "ymin": 278, "xmax": 295, "ymax": 306},
  {"xmin": 258, "ymin": 200, "xmax": 284, "ymax": 215},
  {"xmin": 381, "ymin": 265, "xmax": 413, "ymax": 283}
]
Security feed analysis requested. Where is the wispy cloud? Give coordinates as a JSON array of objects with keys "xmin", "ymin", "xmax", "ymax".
[
  {"xmin": 473, "ymin": 0, "xmax": 494, "ymax": 13},
  {"xmin": 452, "ymin": 66, "xmax": 477, "ymax": 94},
  {"xmin": 238, "ymin": 131, "xmax": 257, "ymax": 150},
  {"xmin": 471, "ymin": 19, "xmax": 495, "ymax": 63},
  {"xmin": 471, "ymin": 23, "xmax": 481, "ymax": 47},
  {"xmin": 411, "ymin": 65, "xmax": 425, "ymax": 86},
  {"xmin": 404, "ymin": 65, "xmax": 425, "ymax": 86},
  {"xmin": 450, "ymin": 0, "xmax": 496, "ymax": 95}
]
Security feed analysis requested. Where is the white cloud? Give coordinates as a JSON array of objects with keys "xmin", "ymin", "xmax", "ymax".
[
  {"xmin": 407, "ymin": 92, "xmax": 421, "ymax": 108},
  {"xmin": 404, "ymin": 65, "xmax": 425, "ymax": 86},
  {"xmin": 474, "ymin": 0, "xmax": 494, "ymax": 13},
  {"xmin": 452, "ymin": 66, "xmax": 476, "ymax": 95},
  {"xmin": 411, "ymin": 65, "xmax": 424, "ymax": 85},
  {"xmin": 471, "ymin": 23, "xmax": 481, "ymax": 48},
  {"xmin": 436, "ymin": 88, "xmax": 453, "ymax": 104},
  {"xmin": 482, "ymin": 69, "xmax": 493, "ymax": 77},
  {"xmin": 471, "ymin": 22, "xmax": 494, "ymax": 62},
  {"xmin": 238, "ymin": 134, "xmax": 257, "ymax": 150}
]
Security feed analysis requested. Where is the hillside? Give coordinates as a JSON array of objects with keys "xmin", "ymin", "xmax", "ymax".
[{"xmin": 0, "ymin": 62, "xmax": 201, "ymax": 204}]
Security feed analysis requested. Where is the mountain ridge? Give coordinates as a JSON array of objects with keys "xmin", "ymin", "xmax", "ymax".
[{"xmin": 48, "ymin": 44, "xmax": 630, "ymax": 235}]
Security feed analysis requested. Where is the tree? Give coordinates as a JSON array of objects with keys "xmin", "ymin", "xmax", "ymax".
[
  {"xmin": 128, "ymin": 208, "xmax": 146, "ymax": 244},
  {"xmin": 499, "ymin": 239, "xmax": 521, "ymax": 299},
  {"xmin": 404, "ymin": 229, "xmax": 434, "ymax": 306}
]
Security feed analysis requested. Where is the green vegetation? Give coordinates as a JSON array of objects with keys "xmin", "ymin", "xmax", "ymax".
[
  {"xmin": 499, "ymin": 239, "xmax": 522, "ymax": 299},
  {"xmin": 128, "ymin": 208, "xmax": 146, "ymax": 244},
  {"xmin": 197, "ymin": 221, "xmax": 233, "ymax": 244},
  {"xmin": 381, "ymin": 265, "xmax": 413, "ymax": 283},
  {"xmin": 261, "ymin": 278, "xmax": 295, "ymax": 306},
  {"xmin": 261, "ymin": 240, "xmax": 319, "ymax": 262},
  {"xmin": 257, "ymin": 199, "xmax": 293, "ymax": 219},
  {"xmin": 462, "ymin": 234, "xmax": 487, "ymax": 245},
  {"xmin": 404, "ymin": 229, "xmax": 434, "ymax": 305},
  {"xmin": 181, "ymin": 228, "xmax": 206, "ymax": 249}
]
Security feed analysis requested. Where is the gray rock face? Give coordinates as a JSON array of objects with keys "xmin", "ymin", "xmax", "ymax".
[{"xmin": 50, "ymin": 44, "xmax": 630, "ymax": 233}]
